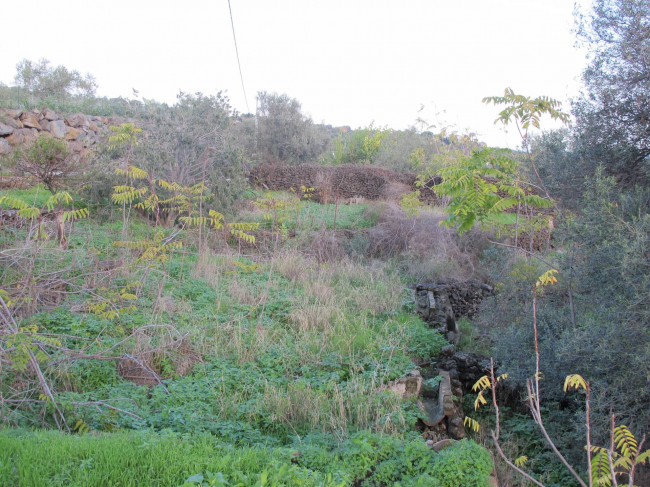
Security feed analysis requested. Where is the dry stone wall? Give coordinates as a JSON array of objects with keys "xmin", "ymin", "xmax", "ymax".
[
  {"xmin": 0, "ymin": 107, "xmax": 119, "ymax": 160},
  {"xmin": 249, "ymin": 163, "xmax": 440, "ymax": 204}
]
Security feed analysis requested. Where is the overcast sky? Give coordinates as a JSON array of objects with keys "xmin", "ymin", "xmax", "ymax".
[{"xmin": 2, "ymin": 0, "xmax": 591, "ymax": 148}]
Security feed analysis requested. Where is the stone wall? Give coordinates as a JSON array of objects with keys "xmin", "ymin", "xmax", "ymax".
[
  {"xmin": 249, "ymin": 163, "xmax": 440, "ymax": 204},
  {"xmin": 0, "ymin": 108, "xmax": 118, "ymax": 159}
]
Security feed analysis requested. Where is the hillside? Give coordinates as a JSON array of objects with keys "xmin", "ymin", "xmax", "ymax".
[{"xmin": 2, "ymin": 6, "xmax": 650, "ymax": 480}]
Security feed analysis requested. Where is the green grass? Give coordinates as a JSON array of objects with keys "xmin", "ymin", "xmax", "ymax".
[
  {"xmin": 0, "ymin": 184, "xmax": 55, "ymax": 208},
  {"xmin": 240, "ymin": 190, "xmax": 378, "ymax": 231},
  {"xmin": 0, "ymin": 429, "xmax": 493, "ymax": 487}
]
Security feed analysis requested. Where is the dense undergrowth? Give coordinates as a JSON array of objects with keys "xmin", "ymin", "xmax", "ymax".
[{"xmin": 0, "ymin": 183, "xmax": 496, "ymax": 486}]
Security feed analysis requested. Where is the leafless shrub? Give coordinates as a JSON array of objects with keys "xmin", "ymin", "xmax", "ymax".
[
  {"xmin": 302, "ymin": 229, "xmax": 346, "ymax": 263},
  {"xmin": 363, "ymin": 203, "xmax": 486, "ymax": 282}
]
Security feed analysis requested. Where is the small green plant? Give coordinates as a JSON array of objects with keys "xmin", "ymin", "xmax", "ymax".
[
  {"xmin": 84, "ymin": 282, "xmax": 140, "ymax": 321},
  {"xmin": 330, "ymin": 124, "xmax": 389, "ymax": 165},
  {"xmin": 0, "ymin": 189, "xmax": 88, "ymax": 246},
  {"xmin": 434, "ymin": 147, "xmax": 552, "ymax": 235}
]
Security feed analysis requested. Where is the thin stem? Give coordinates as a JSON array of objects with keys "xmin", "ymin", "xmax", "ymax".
[
  {"xmin": 609, "ymin": 414, "xmax": 618, "ymax": 487},
  {"xmin": 490, "ymin": 358, "xmax": 500, "ymax": 440},
  {"xmin": 491, "ymin": 430, "xmax": 546, "ymax": 487},
  {"xmin": 586, "ymin": 383, "xmax": 593, "ymax": 487}
]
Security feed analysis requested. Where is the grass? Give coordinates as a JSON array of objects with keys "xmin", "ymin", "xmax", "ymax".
[
  {"xmin": 0, "ymin": 428, "xmax": 493, "ymax": 487},
  {"xmin": 0, "ymin": 183, "xmax": 56, "ymax": 208},
  {"xmin": 240, "ymin": 190, "xmax": 378, "ymax": 231},
  {"xmin": 0, "ymin": 184, "xmax": 495, "ymax": 486}
]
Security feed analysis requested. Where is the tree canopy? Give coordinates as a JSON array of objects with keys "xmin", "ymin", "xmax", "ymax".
[
  {"xmin": 573, "ymin": 0, "xmax": 650, "ymax": 184},
  {"xmin": 14, "ymin": 58, "xmax": 97, "ymax": 99}
]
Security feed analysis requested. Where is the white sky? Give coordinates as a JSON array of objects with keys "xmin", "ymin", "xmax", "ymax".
[{"xmin": 2, "ymin": 0, "xmax": 592, "ymax": 148}]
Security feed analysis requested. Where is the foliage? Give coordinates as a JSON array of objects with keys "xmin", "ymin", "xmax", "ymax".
[
  {"xmin": 573, "ymin": 0, "xmax": 650, "ymax": 184},
  {"xmin": 0, "ymin": 187, "xmax": 88, "ymax": 245},
  {"xmin": 108, "ymin": 122, "xmax": 142, "ymax": 151},
  {"xmin": 330, "ymin": 124, "xmax": 389, "ymax": 165},
  {"xmin": 255, "ymin": 91, "xmax": 330, "ymax": 165},
  {"xmin": 12, "ymin": 134, "xmax": 78, "ymax": 194},
  {"xmin": 434, "ymin": 147, "xmax": 553, "ymax": 234},
  {"xmin": 530, "ymin": 129, "xmax": 590, "ymax": 209},
  {"xmin": 373, "ymin": 127, "xmax": 482, "ymax": 173},
  {"xmin": 0, "ymin": 429, "xmax": 494, "ymax": 487},
  {"xmin": 101, "ymin": 93, "xmax": 248, "ymax": 211},
  {"xmin": 483, "ymin": 88, "xmax": 570, "ymax": 135},
  {"xmin": 14, "ymin": 58, "xmax": 97, "ymax": 99}
]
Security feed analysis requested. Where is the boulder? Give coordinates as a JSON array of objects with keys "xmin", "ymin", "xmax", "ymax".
[
  {"xmin": 0, "ymin": 122, "xmax": 14, "ymax": 136},
  {"xmin": 42, "ymin": 109, "xmax": 60, "ymax": 121},
  {"xmin": 20, "ymin": 112, "xmax": 41, "ymax": 130},
  {"xmin": 0, "ymin": 115, "xmax": 23, "ymax": 129},
  {"xmin": 65, "ymin": 127, "xmax": 81, "ymax": 140},
  {"xmin": 388, "ymin": 370, "xmax": 422, "ymax": 398},
  {"xmin": 6, "ymin": 128, "xmax": 37, "ymax": 146},
  {"xmin": 419, "ymin": 371, "xmax": 466, "ymax": 440},
  {"xmin": 414, "ymin": 284, "xmax": 459, "ymax": 344},
  {"xmin": 1, "ymin": 109, "xmax": 22, "ymax": 119},
  {"xmin": 48, "ymin": 120, "xmax": 67, "ymax": 139},
  {"xmin": 65, "ymin": 113, "xmax": 88, "ymax": 128},
  {"xmin": 437, "ymin": 351, "xmax": 492, "ymax": 390}
]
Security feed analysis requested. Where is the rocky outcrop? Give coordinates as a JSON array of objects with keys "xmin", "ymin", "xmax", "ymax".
[{"xmin": 249, "ymin": 163, "xmax": 441, "ymax": 204}]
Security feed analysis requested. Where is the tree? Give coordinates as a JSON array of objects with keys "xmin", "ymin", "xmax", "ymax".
[
  {"xmin": 127, "ymin": 92, "xmax": 247, "ymax": 211},
  {"xmin": 483, "ymin": 88, "xmax": 570, "ymax": 200},
  {"xmin": 433, "ymin": 148, "xmax": 553, "ymax": 234},
  {"xmin": 255, "ymin": 92, "xmax": 329, "ymax": 164},
  {"xmin": 14, "ymin": 58, "xmax": 97, "ymax": 99},
  {"xmin": 329, "ymin": 124, "xmax": 389, "ymax": 165},
  {"xmin": 14, "ymin": 134, "xmax": 77, "ymax": 194},
  {"xmin": 573, "ymin": 0, "xmax": 650, "ymax": 184}
]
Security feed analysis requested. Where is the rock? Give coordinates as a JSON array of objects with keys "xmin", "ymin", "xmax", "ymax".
[
  {"xmin": 1, "ymin": 109, "xmax": 22, "ymax": 119},
  {"xmin": 65, "ymin": 113, "xmax": 88, "ymax": 128},
  {"xmin": 414, "ymin": 284, "xmax": 459, "ymax": 344},
  {"xmin": 39, "ymin": 119, "xmax": 50, "ymax": 132},
  {"xmin": 389, "ymin": 374, "xmax": 422, "ymax": 398},
  {"xmin": 440, "ymin": 345, "xmax": 455, "ymax": 358},
  {"xmin": 428, "ymin": 438, "xmax": 456, "ymax": 451},
  {"xmin": 447, "ymin": 416, "xmax": 465, "ymax": 440},
  {"xmin": 0, "ymin": 115, "xmax": 23, "ymax": 129},
  {"xmin": 48, "ymin": 120, "xmax": 67, "ymax": 139},
  {"xmin": 65, "ymin": 127, "xmax": 81, "ymax": 140},
  {"xmin": 415, "ymin": 280, "xmax": 494, "ymax": 321},
  {"xmin": 42, "ymin": 109, "xmax": 60, "ymax": 121},
  {"xmin": 436, "ymin": 351, "xmax": 492, "ymax": 391},
  {"xmin": 0, "ymin": 123, "xmax": 14, "ymax": 136},
  {"xmin": 20, "ymin": 112, "xmax": 41, "ymax": 130},
  {"xmin": 6, "ymin": 128, "xmax": 37, "ymax": 146},
  {"xmin": 0, "ymin": 138, "xmax": 11, "ymax": 155}
]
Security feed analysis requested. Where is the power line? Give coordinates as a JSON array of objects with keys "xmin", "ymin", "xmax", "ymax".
[{"xmin": 227, "ymin": 0, "xmax": 250, "ymax": 113}]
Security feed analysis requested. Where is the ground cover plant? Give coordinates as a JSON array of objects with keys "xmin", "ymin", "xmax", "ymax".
[
  {"xmin": 0, "ymin": 176, "xmax": 494, "ymax": 485},
  {"xmin": 2, "ymin": 4, "xmax": 649, "ymax": 482}
]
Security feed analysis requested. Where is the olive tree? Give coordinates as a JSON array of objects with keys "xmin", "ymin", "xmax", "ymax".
[
  {"xmin": 573, "ymin": 0, "xmax": 650, "ymax": 184},
  {"xmin": 14, "ymin": 58, "xmax": 97, "ymax": 99},
  {"xmin": 255, "ymin": 91, "xmax": 329, "ymax": 164}
]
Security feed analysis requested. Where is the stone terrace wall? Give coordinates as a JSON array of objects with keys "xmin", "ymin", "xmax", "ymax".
[
  {"xmin": 249, "ymin": 163, "xmax": 440, "ymax": 204},
  {"xmin": 0, "ymin": 108, "xmax": 119, "ymax": 159}
]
